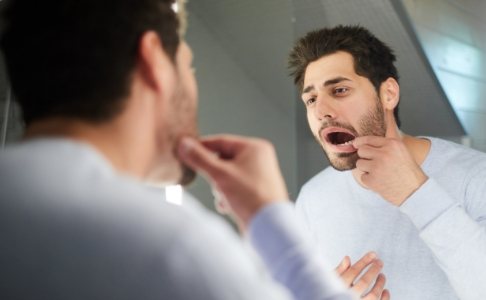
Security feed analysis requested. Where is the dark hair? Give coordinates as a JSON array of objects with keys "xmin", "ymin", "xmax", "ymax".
[
  {"xmin": 0, "ymin": 0, "xmax": 180, "ymax": 125},
  {"xmin": 288, "ymin": 25, "xmax": 401, "ymax": 127}
]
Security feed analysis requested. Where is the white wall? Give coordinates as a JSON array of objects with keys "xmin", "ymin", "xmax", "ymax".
[{"xmin": 403, "ymin": 0, "xmax": 486, "ymax": 152}]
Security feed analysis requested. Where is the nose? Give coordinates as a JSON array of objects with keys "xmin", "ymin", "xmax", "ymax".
[{"xmin": 313, "ymin": 95, "xmax": 336, "ymax": 121}]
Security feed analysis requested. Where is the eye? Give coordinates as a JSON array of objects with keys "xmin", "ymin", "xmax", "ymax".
[
  {"xmin": 333, "ymin": 87, "xmax": 349, "ymax": 96},
  {"xmin": 304, "ymin": 97, "xmax": 316, "ymax": 106}
]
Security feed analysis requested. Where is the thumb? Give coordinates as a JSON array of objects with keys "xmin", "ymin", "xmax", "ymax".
[
  {"xmin": 178, "ymin": 137, "xmax": 223, "ymax": 178},
  {"xmin": 335, "ymin": 256, "xmax": 351, "ymax": 275}
]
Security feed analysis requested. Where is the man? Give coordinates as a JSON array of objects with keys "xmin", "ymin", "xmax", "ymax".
[
  {"xmin": 0, "ymin": 0, "xmax": 358, "ymax": 299},
  {"xmin": 288, "ymin": 25, "xmax": 486, "ymax": 300}
]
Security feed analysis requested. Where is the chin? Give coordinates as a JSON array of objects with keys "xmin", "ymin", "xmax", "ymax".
[{"xmin": 327, "ymin": 152, "xmax": 358, "ymax": 171}]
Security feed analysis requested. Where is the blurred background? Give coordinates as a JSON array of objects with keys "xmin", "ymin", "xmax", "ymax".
[{"xmin": 1, "ymin": 0, "xmax": 485, "ymax": 211}]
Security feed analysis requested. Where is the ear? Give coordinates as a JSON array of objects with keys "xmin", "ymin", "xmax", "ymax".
[
  {"xmin": 379, "ymin": 77, "xmax": 401, "ymax": 138},
  {"xmin": 137, "ymin": 31, "xmax": 176, "ymax": 98},
  {"xmin": 379, "ymin": 77, "xmax": 400, "ymax": 112}
]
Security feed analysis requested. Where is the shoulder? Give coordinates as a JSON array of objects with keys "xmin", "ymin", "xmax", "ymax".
[
  {"xmin": 426, "ymin": 137, "xmax": 486, "ymax": 173},
  {"xmin": 0, "ymin": 140, "xmax": 262, "ymax": 298},
  {"xmin": 424, "ymin": 137, "xmax": 486, "ymax": 212},
  {"xmin": 425, "ymin": 137, "xmax": 486, "ymax": 189},
  {"xmin": 1, "ymin": 172, "xmax": 246, "ymax": 299}
]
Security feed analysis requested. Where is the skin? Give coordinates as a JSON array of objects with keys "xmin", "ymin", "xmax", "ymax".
[
  {"xmin": 335, "ymin": 253, "xmax": 390, "ymax": 300},
  {"xmin": 178, "ymin": 135, "xmax": 289, "ymax": 227},
  {"xmin": 301, "ymin": 52, "xmax": 388, "ymax": 171},
  {"xmin": 302, "ymin": 51, "xmax": 431, "ymax": 298}
]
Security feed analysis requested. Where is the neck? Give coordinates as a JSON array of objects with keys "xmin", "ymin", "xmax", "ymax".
[
  {"xmin": 401, "ymin": 134, "xmax": 431, "ymax": 166},
  {"xmin": 24, "ymin": 114, "xmax": 155, "ymax": 179}
]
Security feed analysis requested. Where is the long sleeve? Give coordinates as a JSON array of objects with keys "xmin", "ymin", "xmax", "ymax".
[
  {"xmin": 400, "ymin": 178, "xmax": 486, "ymax": 300},
  {"xmin": 1, "ymin": 141, "xmax": 354, "ymax": 300},
  {"xmin": 164, "ymin": 197, "xmax": 355, "ymax": 300},
  {"xmin": 249, "ymin": 202, "xmax": 354, "ymax": 300}
]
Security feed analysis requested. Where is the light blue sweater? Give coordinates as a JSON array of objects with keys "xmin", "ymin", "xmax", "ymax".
[
  {"xmin": 0, "ymin": 138, "xmax": 353, "ymax": 300},
  {"xmin": 296, "ymin": 137, "xmax": 486, "ymax": 300}
]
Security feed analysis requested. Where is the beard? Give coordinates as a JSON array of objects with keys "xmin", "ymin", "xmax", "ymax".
[
  {"xmin": 314, "ymin": 99, "xmax": 386, "ymax": 171},
  {"xmin": 147, "ymin": 77, "xmax": 199, "ymax": 186},
  {"xmin": 170, "ymin": 79, "xmax": 199, "ymax": 186}
]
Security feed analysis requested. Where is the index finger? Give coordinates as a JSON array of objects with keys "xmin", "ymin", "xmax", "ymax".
[
  {"xmin": 341, "ymin": 252, "xmax": 377, "ymax": 285},
  {"xmin": 352, "ymin": 136, "xmax": 388, "ymax": 148},
  {"xmin": 177, "ymin": 137, "xmax": 225, "ymax": 179},
  {"xmin": 199, "ymin": 134, "xmax": 256, "ymax": 159}
]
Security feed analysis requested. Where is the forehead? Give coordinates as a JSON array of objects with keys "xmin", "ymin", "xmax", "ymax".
[{"xmin": 303, "ymin": 51, "xmax": 357, "ymax": 86}]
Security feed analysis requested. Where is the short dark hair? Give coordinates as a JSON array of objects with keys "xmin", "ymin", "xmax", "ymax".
[
  {"xmin": 288, "ymin": 25, "xmax": 401, "ymax": 127},
  {"xmin": 0, "ymin": 0, "xmax": 180, "ymax": 125}
]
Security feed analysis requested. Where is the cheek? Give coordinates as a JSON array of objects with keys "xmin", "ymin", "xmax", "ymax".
[
  {"xmin": 341, "ymin": 102, "xmax": 368, "ymax": 124},
  {"xmin": 306, "ymin": 112, "xmax": 319, "ymax": 133}
]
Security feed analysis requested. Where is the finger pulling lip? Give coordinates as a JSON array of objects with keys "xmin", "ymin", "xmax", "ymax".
[{"xmin": 320, "ymin": 127, "xmax": 357, "ymax": 153}]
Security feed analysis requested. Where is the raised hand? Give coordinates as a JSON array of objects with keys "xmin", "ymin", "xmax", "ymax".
[
  {"xmin": 352, "ymin": 134, "xmax": 428, "ymax": 206},
  {"xmin": 177, "ymin": 135, "xmax": 288, "ymax": 227},
  {"xmin": 335, "ymin": 252, "xmax": 390, "ymax": 300}
]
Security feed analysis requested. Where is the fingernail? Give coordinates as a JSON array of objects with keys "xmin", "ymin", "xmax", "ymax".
[{"xmin": 368, "ymin": 252, "xmax": 377, "ymax": 259}]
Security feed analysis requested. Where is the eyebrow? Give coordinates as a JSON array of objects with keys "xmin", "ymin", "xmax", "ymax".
[{"xmin": 302, "ymin": 76, "xmax": 352, "ymax": 94}]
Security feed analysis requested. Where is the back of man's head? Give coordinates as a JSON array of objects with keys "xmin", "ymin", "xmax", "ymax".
[{"xmin": 0, "ymin": 0, "xmax": 180, "ymax": 126}]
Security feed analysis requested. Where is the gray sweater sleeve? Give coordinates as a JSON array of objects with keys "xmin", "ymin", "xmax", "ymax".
[
  {"xmin": 250, "ymin": 202, "xmax": 355, "ymax": 300},
  {"xmin": 400, "ymin": 178, "xmax": 486, "ymax": 300}
]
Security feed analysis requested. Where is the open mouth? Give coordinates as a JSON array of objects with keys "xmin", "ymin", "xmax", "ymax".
[
  {"xmin": 325, "ymin": 130, "xmax": 356, "ymax": 146},
  {"xmin": 321, "ymin": 127, "xmax": 356, "ymax": 148}
]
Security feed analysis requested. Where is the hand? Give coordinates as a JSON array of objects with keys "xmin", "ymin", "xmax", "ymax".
[
  {"xmin": 335, "ymin": 252, "xmax": 390, "ymax": 300},
  {"xmin": 212, "ymin": 187, "xmax": 245, "ymax": 232},
  {"xmin": 352, "ymin": 135, "xmax": 428, "ymax": 206},
  {"xmin": 177, "ymin": 134, "xmax": 288, "ymax": 228}
]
